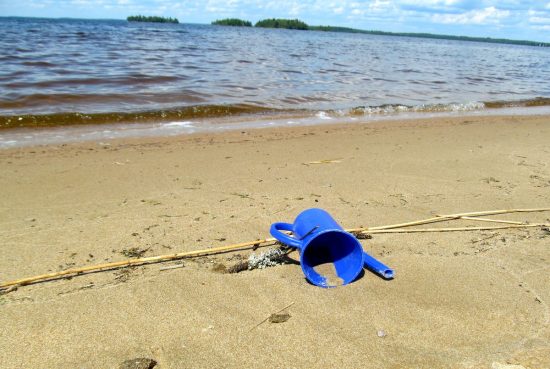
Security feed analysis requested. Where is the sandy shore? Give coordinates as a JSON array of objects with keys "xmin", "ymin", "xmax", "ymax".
[{"xmin": 1, "ymin": 114, "xmax": 550, "ymax": 369}]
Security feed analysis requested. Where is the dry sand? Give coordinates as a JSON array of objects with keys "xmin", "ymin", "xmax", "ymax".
[{"xmin": 1, "ymin": 114, "xmax": 550, "ymax": 369}]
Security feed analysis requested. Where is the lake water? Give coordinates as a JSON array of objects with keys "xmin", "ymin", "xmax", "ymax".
[{"xmin": 1, "ymin": 17, "xmax": 549, "ymax": 147}]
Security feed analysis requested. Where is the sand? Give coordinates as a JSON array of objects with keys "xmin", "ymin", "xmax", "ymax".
[{"xmin": 1, "ymin": 114, "xmax": 550, "ymax": 368}]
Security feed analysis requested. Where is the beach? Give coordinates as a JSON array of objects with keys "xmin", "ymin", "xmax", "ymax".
[{"xmin": 1, "ymin": 114, "xmax": 550, "ymax": 368}]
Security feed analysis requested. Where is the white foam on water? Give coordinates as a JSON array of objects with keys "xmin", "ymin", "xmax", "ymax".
[
  {"xmin": 162, "ymin": 121, "xmax": 193, "ymax": 128},
  {"xmin": 350, "ymin": 101, "xmax": 487, "ymax": 116},
  {"xmin": 316, "ymin": 111, "xmax": 333, "ymax": 120}
]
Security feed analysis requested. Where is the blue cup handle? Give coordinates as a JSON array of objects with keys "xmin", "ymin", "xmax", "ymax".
[{"xmin": 270, "ymin": 222, "xmax": 302, "ymax": 249}]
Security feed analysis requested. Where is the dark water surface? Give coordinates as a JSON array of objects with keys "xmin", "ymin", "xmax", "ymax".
[{"xmin": 1, "ymin": 17, "xmax": 549, "ymax": 145}]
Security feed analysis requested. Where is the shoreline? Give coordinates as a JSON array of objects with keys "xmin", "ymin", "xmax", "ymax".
[
  {"xmin": 2, "ymin": 105, "xmax": 550, "ymax": 149},
  {"xmin": 1, "ymin": 113, "xmax": 550, "ymax": 368}
]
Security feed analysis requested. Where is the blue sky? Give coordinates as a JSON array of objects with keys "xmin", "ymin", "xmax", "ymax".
[{"xmin": 2, "ymin": 0, "xmax": 550, "ymax": 42}]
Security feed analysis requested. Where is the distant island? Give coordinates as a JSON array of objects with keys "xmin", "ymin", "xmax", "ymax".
[
  {"xmin": 311, "ymin": 26, "xmax": 550, "ymax": 47},
  {"xmin": 212, "ymin": 18, "xmax": 251, "ymax": 27},
  {"xmin": 211, "ymin": 17, "xmax": 549, "ymax": 47},
  {"xmin": 255, "ymin": 18, "xmax": 308, "ymax": 30},
  {"xmin": 127, "ymin": 15, "xmax": 179, "ymax": 24}
]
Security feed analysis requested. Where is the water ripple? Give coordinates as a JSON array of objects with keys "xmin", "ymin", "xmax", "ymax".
[{"xmin": 0, "ymin": 17, "xmax": 549, "ymax": 121}]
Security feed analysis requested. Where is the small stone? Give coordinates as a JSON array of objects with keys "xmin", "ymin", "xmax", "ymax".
[
  {"xmin": 377, "ymin": 329, "xmax": 386, "ymax": 338},
  {"xmin": 268, "ymin": 313, "xmax": 291, "ymax": 323},
  {"xmin": 118, "ymin": 358, "xmax": 157, "ymax": 369}
]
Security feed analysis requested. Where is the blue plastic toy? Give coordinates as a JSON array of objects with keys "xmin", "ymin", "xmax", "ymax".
[{"xmin": 270, "ymin": 208, "xmax": 394, "ymax": 287}]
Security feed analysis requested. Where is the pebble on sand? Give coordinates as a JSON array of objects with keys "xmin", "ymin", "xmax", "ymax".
[{"xmin": 119, "ymin": 358, "xmax": 157, "ymax": 369}]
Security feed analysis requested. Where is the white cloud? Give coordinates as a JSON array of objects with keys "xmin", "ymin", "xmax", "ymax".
[
  {"xmin": 369, "ymin": 0, "xmax": 392, "ymax": 12},
  {"xmin": 288, "ymin": 2, "xmax": 307, "ymax": 16},
  {"xmin": 432, "ymin": 6, "xmax": 510, "ymax": 25},
  {"xmin": 401, "ymin": 0, "xmax": 459, "ymax": 5},
  {"xmin": 530, "ymin": 16, "xmax": 550, "ymax": 24},
  {"xmin": 205, "ymin": 0, "xmax": 237, "ymax": 13}
]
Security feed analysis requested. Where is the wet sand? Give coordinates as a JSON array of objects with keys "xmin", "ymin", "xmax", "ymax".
[{"xmin": 1, "ymin": 114, "xmax": 550, "ymax": 368}]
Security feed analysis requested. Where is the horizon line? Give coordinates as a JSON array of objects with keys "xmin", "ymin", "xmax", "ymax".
[{"xmin": 1, "ymin": 15, "xmax": 548, "ymax": 45}]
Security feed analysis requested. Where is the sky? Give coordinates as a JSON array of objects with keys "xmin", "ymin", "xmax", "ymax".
[{"xmin": 1, "ymin": 0, "xmax": 550, "ymax": 42}]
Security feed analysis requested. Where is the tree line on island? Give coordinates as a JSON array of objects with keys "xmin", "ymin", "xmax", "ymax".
[
  {"xmin": 212, "ymin": 18, "xmax": 307, "ymax": 29},
  {"xmin": 211, "ymin": 17, "xmax": 549, "ymax": 47},
  {"xmin": 127, "ymin": 15, "xmax": 179, "ymax": 24}
]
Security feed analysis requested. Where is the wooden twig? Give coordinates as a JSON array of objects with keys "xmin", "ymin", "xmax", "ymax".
[
  {"xmin": 303, "ymin": 158, "xmax": 342, "ymax": 165},
  {"xmin": 438, "ymin": 208, "xmax": 550, "ymax": 218},
  {"xmin": 458, "ymin": 216, "xmax": 525, "ymax": 225},
  {"xmin": 159, "ymin": 263, "xmax": 185, "ymax": 271},
  {"xmin": 358, "ymin": 223, "xmax": 548, "ymax": 234},
  {"xmin": 0, "ymin": 237, "xmax": 277, "ymax": 289},
  {"xmin": 346, "ymin": 216, "xmax": 450, "ymax": 233},
  {"xmin": 347, "ymin": 207, "xmax": 550, "ymax": 232}
]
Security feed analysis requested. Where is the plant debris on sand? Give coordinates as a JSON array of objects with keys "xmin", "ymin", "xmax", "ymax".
[
  {"xmin": 119, "ymin": 358, "xmax": 157, "ymax": 369},
  {"xmin": 120, "ymin": 247, "xmax": 149, "ymax": 258},
  {"xmin": 212, "ymin": 247, "xmax": 289, "ymax": 274},
  {"xmin": 268, "ymin": 312, "xmax": 291, "ymax": 323}
]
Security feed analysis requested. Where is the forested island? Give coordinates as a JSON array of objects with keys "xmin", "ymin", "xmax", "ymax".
[
  {"xmin": 211, "ymin": 17, "xmax": 549, "ymax": 47},
  {"xmin": 212, "ymin": 17, "xmax": 307, "ymax": 29},
  {"xmin": 255, "ymin": 18, "xmax": 308, "ymax": 30},
  {"xmin": 312, "ymin": 26, "xmax": 550, "ymax": 47},
  {"xmin": 212, "ymin": 18, "xmax": 252, "ymax": 27},
  {"xmin": 127, "ymin": 15, "xmax": 179, "ymax": 24}
]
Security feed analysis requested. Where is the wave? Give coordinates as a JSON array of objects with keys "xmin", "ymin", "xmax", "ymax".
[
  {"xmin": 335, "ymin": 97, "xmax": 550, "ymax": 116},
  {"xmin": 342, "ymin": 101, "xmax": 486, "ymax": 116},
  {"xmin": 483, "ymin": 97, "xmax": 550, "ymax": 108},
  {"xmin": 0, "ymin": 104, "xmax": 286, "ymax": 130},
  {"xmin": 1, "ymin": 98, "xmax": 550, "ymax": 131}
]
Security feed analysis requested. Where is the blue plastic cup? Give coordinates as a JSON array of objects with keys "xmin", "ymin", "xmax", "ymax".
[
  {"xmin": 270, "ymin": 208, "xmax": 365, "ymax": 287},
  {"xmin": 270, "ymin": 208, "xmax": 394, "ymax": 288}
]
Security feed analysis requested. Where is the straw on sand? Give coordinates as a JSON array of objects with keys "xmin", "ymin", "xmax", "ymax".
[{"xmin": 1, "ymin": 207, "xmax": 549, "ymax": 290}]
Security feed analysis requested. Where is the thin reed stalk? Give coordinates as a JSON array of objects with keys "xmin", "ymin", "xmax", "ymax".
[{"xmin": 359, "ymin": 223, "xmax": 548, "ymax": 234}]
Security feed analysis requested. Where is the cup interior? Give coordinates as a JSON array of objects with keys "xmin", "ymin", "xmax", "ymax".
[{"xmin": 301, "ymin": 231, "xmax": 363, "ymax": 287}]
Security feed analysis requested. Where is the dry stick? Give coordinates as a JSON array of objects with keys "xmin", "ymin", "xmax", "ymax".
[
  {"xmin": 359, "ymin": 223, "xmax": 548, "ymax": 234},
  {"xmin": 439, "ymin": 208, "xmax": 550, "ymax": 218},
  {"xmin": 458, "ymin": 216, "xmax": 525, "ymax": 225},
  {"xmin": 2, "ymin": 207, "xmax": 550, "ymax": 289},
  {"xmin": 0, "ymin": 237, "xmax": 277, "ymax": 289},
  {"xmin": 346, "ymin": 216, "xmax": 448, "ymax": 233},
  {"xmin": 347, "ymin": 207, "xmax": 550, "ymax": 232}
]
